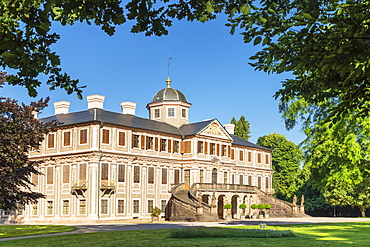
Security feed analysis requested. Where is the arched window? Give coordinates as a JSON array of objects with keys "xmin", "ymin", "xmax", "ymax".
[{"xmin": 212, "ymin": 168, "xmax": 217, "ymax": 184}]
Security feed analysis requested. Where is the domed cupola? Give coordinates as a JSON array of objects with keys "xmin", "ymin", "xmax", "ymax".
[{"xmin": 147, "ymin": 77, "xmax": 191, "ymax": 127}]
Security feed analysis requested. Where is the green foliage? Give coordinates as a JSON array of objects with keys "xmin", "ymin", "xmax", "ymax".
[
  {"xmin": 257, "ymin": 133, "xmax": 303, "ymax": 201},
  {"xmin": 223, "ymin": 203, "xmax": 232, "ymax": 210},
  {"xmin": 265, "ymin": 204, "xmax": 271, "ymax": 210},
  {"xmin": 251, "ymin": 204, "xmax": 258, "ymax": 209},
  {"xmin": 257, "ymin": 204, "xmax": 265, "ymax": 210},
  {"xmin": 150, "ymin": 207, "xmax": 162, "ymax": 217},
  {"xmin": 231, "ymin": 116, "xmax": 251, "ymax": 141},
  {"xmin": 170, "ymin": 227, "xmax": 294, "ymax": 238},
  {"xmin": 0, "ymin": 97, "xmax": 57, "ymax": 210},
  {"xmin": 238, "ymin": 203, "xmax": 247, "ymax": 209}
]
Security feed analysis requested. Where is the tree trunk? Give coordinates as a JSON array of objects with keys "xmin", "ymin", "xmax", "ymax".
[{"xmin": 358, "ymin": 206, "xmax": 366, "ymax": 217}]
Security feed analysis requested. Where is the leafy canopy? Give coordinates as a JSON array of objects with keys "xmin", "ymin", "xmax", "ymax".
[
  {"xmin": 231, "ymin": 116, "xmax": 251, "ymax": 141},
  {"xmin": 0, "ymin": 97, "xmax": 56, "ymax": 210},
  {"xmin": 257, "ymin": 133, "xmax": 303, "ymax": 201}
]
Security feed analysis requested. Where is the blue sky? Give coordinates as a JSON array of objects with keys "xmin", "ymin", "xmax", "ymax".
[{"xmin": 1, "ymin": 16, "xmax": 304, "ymax": 145}]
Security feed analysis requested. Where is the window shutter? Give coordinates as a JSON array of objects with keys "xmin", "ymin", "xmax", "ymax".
[
  {"xmin": 47, "ymin": 167, "xmax": 54, "ymax": 184},
  {"xmin": 118, "ymin": 164, "xmax": 125, "ymax": 182},
  {"xmin": 80, "ymin": 129, "xmax": 87, "ymax": 144},
  {"xmin": 118, "ymin": 132, "xmax": 125, "ymax": 146},
  {"xmin": 102, "ymin": 129, "xmax": 109, "ymax": 144},
  {"xmin": 216, "ymin": 144, "xmax": 220, "ymax": 156},
  {"xmin": 228, "ymin": 146, "xmax": 231, "ymax": 157},
  {"xmin": 141, "ymin": 135, "xmax": 145, "ymax": 149},
  {"xmin": 155, "ymin": 137, "xmax": 159, "ymax": 151},
  {"xmin": 185, "ymin": 141, "xmax": 191, "ymax": 153},
  {"xmin": 168, "ymin": 139, "xmax": 172, "ymax": 153},
  {"xmin": 131, "ymin": 134, "xmax": 135, "ymax": 148},
  {"xmin": 146, "ymin": 136, "xmax": 149, "ymax": 150},
  {"xmin": 102, "ymin": 163, "xmax": 108, "ymax": 180},
  {"xmin": 79, "ymin": 164, "xmax": 86, "ymax": 181},
  {"xmin": 231, "ymin": 149, "xmax": 235, "ymax": 160},
  {"xmin": 48, "ymin": 134, "xmax": 55, "ymax": 148},
  {"xmin": 63, "ymin": 165, "xmax": 70, "ymax": 183},
  {"xmin": 205, "ymin": 142, "xmax": 208, "ymax": 154}
]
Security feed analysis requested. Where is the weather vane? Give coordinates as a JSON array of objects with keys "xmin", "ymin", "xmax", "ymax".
[{"xmin": 167, "ymin": 57, "xmax": 172, "ymax": 77}]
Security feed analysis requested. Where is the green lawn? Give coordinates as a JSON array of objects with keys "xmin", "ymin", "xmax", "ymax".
[
  {"xmin": 0, "ymin": 225, "xmax": 77, "ymax": 238},
  {"xmin": 1, "ymin": 222, "xmax": 370, "ymax": 246}
]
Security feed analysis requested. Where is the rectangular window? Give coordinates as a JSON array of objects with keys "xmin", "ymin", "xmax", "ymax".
[
  {"xmin": 117, "ymin": 200, "xmax": 124, "ymax": 214},
  {"xmin": 160, "ymin": 139, "xmax": 167, "ymax": 152},
  {"xmin": 133, "ymin": 134, "xmax": 140, "ymax": 148},
  {"xmin": 80, "ymin": 129, "xmax": 87, "ymax": 145},
  {"xmin": 32, "ymin": 203, "xmax": 38, "ymax": 215},
  {"xmin": 154, "ymin": 109, "xmax": 160, "ymax": 118},
  {"xmin": 162, "ymin": 168, "xmax": 167, "ymax": 184},
  {"xmin": 161, "ymin": 200, "xmax": 166, "ymax": 213},
  {"xmin": 47, "ymin": 133, "xmax": 55, "ymax": 148},
  {"xmin": 258, "ymin": 177, "xmax": 262, "ymax": 189},
  {"xmin": 223, "ymin": 172, "xmax": 227, "ymax": 184},
  {"xmin": 102, "ymin": 129, "xmax": 109, "ymax": 144},
  {"xmin": 182, "ymin": 108, "xmax": 186, "ymax": 118},
  {"xmin": 231, "ymin": 174, "xmax": 235, "ymax": 184},
  {"xmin": 101, "ymin": 199, "xmax": 108, "ymax": 214},
  {"xmin": 148, "ymin": 167, "xmax": 154, "ymax": 184},
  {"xmin": 47, "ymin": 201, "xmax": 53, "ymax": 215},
  {"xmin": 133, "ymin": 200, "xmax": 139, "ymax": 213},
  {"xmin": 265, "ymin": 154, "xmax": 269, "ymax": 164},
  {"xmin": 101, "ymin": 163, "xmax": 109, "ymax": 180},
  {"xmin": 248, "ymin": 151, "xmax": 252, "ymax": 162},
  {"xmin": 173, "ymin": 141, "xmax": 179, "ymax": 153},
  {"xmin": 32, "ymin": 173, "xmax": 38, "ymax": 186},
  {"xmin": 147, "ymin": 137, "xmax": 154, "ymax": 150},
  {"xmin": 79, "ymin": 164, "xmax": 87, "ymax": 181},
  {"xmin": 257, "ymin": 153, "xmax": 262, "ymax": 163},
  {"xmin": 118, "ymin": 164, "xmax": 125, "ymax": 182},
  {"xmin": 79, "ymin": 199, "xmax": 86, "ymax": 214},
  {"xmin": 63, "ymin": 131, "xmax": 71, "ymax": 146},
  {"xmin": 210, "ymin": 143, "xmax": 215, "ymax": 155},
  {"xmin": 118, "ymin": 132, "xmax": 125, "ymax": 146},
  {"xmin": 168, "ymin": 108, "xmax": 175, "ymax": 117},
  {"xmin": 222, "ymin": 145, "xmax": 227, "ymax": 156},
  {"xmin": 240, "ymin": 175, "xmax": 244, "ymax": 185},
  {"xmin": 63, "ymin": 200, "xmax": 69, "ymax": 215},
  {"xmin": 134, "ymin": 166, "xmax": 140, "ymax": 183},
  {"xmin": 200, "ymin": 170, "xmax": 204, "ymax": 183},
  {"xmin": 148, "ymin": 200, "xmax": 154, "ymax": 214},
  {"xmin": 63, "ymin": 165, "xmax": 70, "ymax": 183},
  {"xmin": 174, "ymin": 169, "xmax": 180, "ymax": 184},
  {"xmin": 47, "ymin": 167, "xmax": 54, "ymax": 184},
  {"xmin": 197, "ymin": 141, "xmax": 204, "ymax": 154},
  {"xmin": 239, "ymin": 150, "xmax": 244, "ymax": 161},
  {"xmin": 248, "ymin": 176, "xmax": 252, "ymax": 186},
  {"xmin": 231, "ymin": 149, "xmax": 235, "ymax": 160}
]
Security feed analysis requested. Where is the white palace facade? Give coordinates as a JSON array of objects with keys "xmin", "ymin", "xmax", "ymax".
[{"xmin": 1, "ymin": 77, "xmax": 300, "ymax": 224}]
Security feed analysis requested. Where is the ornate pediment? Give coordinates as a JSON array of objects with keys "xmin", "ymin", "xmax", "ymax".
[{"xmin": 199, "ymin": 121, "xmax": 233, "ymax": 140}]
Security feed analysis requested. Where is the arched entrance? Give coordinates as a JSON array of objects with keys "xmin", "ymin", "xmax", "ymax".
[
  {"xmin": 202, "ymin": 194, "xmax": 210, "ymax": 205},
  {"xmin": 212, "ymin": 168, "xmax": 217, "ymax": 183},
  {"xmin": 231, "ymin": 195, "xmax": 238, "ymax": 218},
  {"xmin": 217, "ymin": 195, "xmax": 224, "ymax": 219}
]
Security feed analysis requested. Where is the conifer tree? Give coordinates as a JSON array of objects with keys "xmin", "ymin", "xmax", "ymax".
[{"xmin": 231, "ymin": 116, "xmax": 251, "ymax": 141}]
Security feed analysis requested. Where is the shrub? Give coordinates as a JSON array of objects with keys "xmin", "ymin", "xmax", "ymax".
[
  {"xmin": 258, "ymin": 204, "xmax": 266, "ymax": 210},
  {"xmin": 239, "ymin": 203, "xmax": 247, "ymax": 209},
  {"xmin": 223, "ymin": 203, "xmax": 232, "ymax": 210},
  {"xmin": 265, "ymin": 204, "xmax": 272, "ymax": 210},
  {"xmin": 151, "ymin": 207, "xmax": 162, "ymax": 217},
  {"xmin": 251, "ymin": 204, "xmax": 258, "ymax": 209}
]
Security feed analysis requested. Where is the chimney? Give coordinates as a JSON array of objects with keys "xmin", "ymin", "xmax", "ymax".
[
  {"xmin": 224, "ymin": 123, "xmax": 235, "ymax": 135},
  {"xmin": 121, "ymin": 101, "xmax": 136, "ymax": 115},
  {"xmin": 32, "ymin": 111, "xmax": 38, "ymax": 119},
  {"xmin": 87, "ymin": 95, "xmax": 105, "ymax": 109},
  {"xmin": 54, "ymin": 101, "xmax": 70, "ymax": 115}
]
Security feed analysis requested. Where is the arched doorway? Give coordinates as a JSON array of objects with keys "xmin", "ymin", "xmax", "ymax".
[
  {"xmin": 231, "ymin": 195, "xmax": 238, "ymax": 218},
  {"xmin": 212, "ymin": 168, "xmax": 217, "ymax": 184},
  {"xmin": 202, "ymin": 194, "xmax": 210, "ymax": 205},
  {"xmin": 217, "ymin": 195, "xmax": 224, "ymax": 219}
]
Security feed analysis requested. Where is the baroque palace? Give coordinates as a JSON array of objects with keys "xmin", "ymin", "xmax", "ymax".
[{"xmin": 1, "ymin": 77, "xmax": 303, "ymax": 223}]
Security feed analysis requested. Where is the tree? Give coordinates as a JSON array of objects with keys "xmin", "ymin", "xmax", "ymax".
[
  {"xmin": 302, "ymin": 114, "xmax": 370, "ymax": 217},
  {"xmin": 0, "ymin": 97, "xmax": 56, "ymax": 210},
  {"xmin": 231, "ymin": 116, "xmax": 251, "ymax": 141},
  {"xmin": 257, "ymin": 133, "xmax": 303, "ymax": 201}
]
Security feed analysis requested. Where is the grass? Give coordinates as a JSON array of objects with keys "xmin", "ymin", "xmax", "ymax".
[
  {"xmin": 0, "ymin": 222, "xmax": 370, "ymax": 246},
  {"xmin": 170, "ymin": 227, "xmax": 294, "ymax": 238},
  {"xmin": 0, "ymin": 225, "xmax": 77, "ymax": 238}
]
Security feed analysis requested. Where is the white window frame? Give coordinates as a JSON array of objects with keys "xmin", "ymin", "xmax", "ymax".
[
  {"xmin": 79, "ymin": 128, "xmax": 89, "ymax": 146},
  {"xmin": 62, "ymin": 130, "xmax": 72, "ymax": 147},
  {"xmin": 166, "ymin": 107, "xmax": 176, "ymax": 118},
  {"xmin": 117, "ymin": 131, "xmax": 126, "ymax": 147},
  {"xmin": 62, "ymin": 199, "xmax": 70, "ymax": 216},
  {"xmin": 117, "ymin": 199, "xmax": 125, "ymax": 215},
  {"xmin": 154, "ymin": 108, "xmax": 161, "ymax": 119},
  {"xmin": 181, "ymin": 108, "xmax": 187, "ymax": 119},
  {"xmin": 78, "ymin": 199, "xmax": 87, "ymax": 215},
  {"xmin": 47, "ymin": 132, "xmax": 56, "ymax": 149}
]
